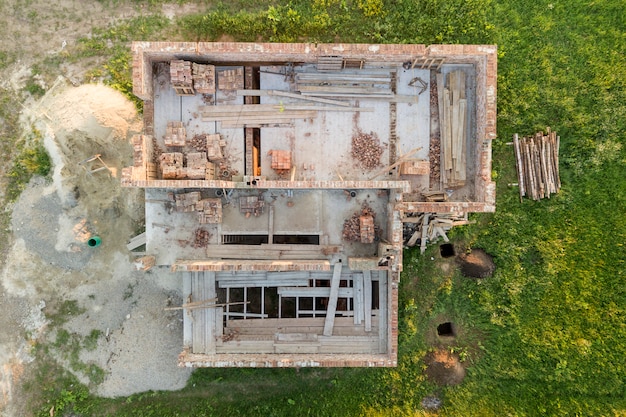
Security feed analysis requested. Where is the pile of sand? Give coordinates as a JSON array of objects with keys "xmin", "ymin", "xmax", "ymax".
[{"xmin": 1, "ymin": 84, "xmax": 191, "ymax": 412}]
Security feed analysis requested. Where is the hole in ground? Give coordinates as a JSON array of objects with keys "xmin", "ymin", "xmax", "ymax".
[
  {"xmin": 440, "ymin": 243, "xmax": 455, "ymax": 258},
  {"xmin": 437, "ymin": 322, "xmax": 454, "ymax": 337}
]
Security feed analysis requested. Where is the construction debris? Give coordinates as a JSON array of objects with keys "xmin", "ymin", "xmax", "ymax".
[
  {"xmin": 193, "ymin": 228, "xmax": 212, "ymax": 248},
  {"xmin": 403, "ymin": 212, "xmax": 473, "ymax": 253},
  {"xmin": 352, "ymin": 131, "xmax": 383, "ymax": 169},
  {"xmin": 343, "ymin": 204, "xmax": 377, "ymax": 242},
  {"xmin": 512, "ymin": 129, "xmax": 561, "ymax": 201}
]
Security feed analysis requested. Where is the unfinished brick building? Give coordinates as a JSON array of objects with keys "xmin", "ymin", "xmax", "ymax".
[{"xmin": 123, "ymin": 42, "xmax": 497, "ymax": 368}]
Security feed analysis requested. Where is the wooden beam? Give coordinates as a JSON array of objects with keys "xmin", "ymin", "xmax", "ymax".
[
  {"xmin": 363, "ymin": 270, "xmax": 372, "ymax": 332},
  {"xmin": 323, "ymin": 262, "xmax": 343, "ymax": 336}
]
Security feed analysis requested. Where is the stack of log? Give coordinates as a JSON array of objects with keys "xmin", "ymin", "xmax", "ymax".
[
  {"xmin": 192, "ymin": 63, "xmax": 215, "ymax": 94},
  {"xmin": 197, "ymin": 199, "xmax": 222, "ymax": 224},
  {"xmin": 351, "ymin": 131, "xmax": 383, "ymax": 169},
  {"xmin": 404, "ymin": 212, "xmax": 473, "ymax": 254},
  {"xmin": 438, "ymin": 70, "xmax": 467, "ymax": 188},
  {"xmin": 513, "ymin": 130, "xmax": 561, "ymax": 201},
  {"xmin": 343, "ymin": 205, "xmax": 377, "ymax": 242},
  {"xmin": 170, "ymin": 60, "xmax": 194, "ymax": 96},
  {"xmin": 159, "ymin": 152, "xmax": 184, "ymax": 179},
  {"xmin": 164, "ymin": 121, "xmax": 186, "ymax": 147}
]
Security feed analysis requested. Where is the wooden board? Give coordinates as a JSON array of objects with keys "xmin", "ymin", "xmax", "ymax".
[{"xmin": 323, "ymin": 262, "xmax": 343, "ymax": 336}]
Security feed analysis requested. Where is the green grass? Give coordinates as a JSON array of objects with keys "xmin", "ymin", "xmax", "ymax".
[{"xmin": 18, "ymin": 0, "xmax": 626, "ymax": 415}]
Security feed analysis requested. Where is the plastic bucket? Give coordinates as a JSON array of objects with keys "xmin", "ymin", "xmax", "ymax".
[{"xmin": 87, "ymin": 236, "xmax": 102, "ymax": 247}]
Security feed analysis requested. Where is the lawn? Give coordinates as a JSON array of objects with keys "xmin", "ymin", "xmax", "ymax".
[{"xmin": 24, "ymin": 0, "xmax": 626, "ymax": 415}]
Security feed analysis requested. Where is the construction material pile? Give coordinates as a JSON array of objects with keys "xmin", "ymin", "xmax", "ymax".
[
  {"xmin": 170, "ymin": 60, "xmax": 194, "ymax": 96},
  {"xmin": 352, "ymin": 131, "xmax": 383, "ymax": 169},
  {"xmin": 343, "ymin": 204, "xmax": 377, "ymax": 242},
  {"xmin": 438, "ymin": 70, "xmax": 467, "ymax": 188},
  {"xmin": 164, "ymin": 121, "xmax": 186, "ymax": 147},
  {"xmin": 404, "ymin": 212, "xmax": 473, "ymax": 254},
  {"xmin": 191, "ymin": 63, "xmax": 216, "ymax": 94},
  {"xmin": 193, "ymin": 228, "xmax": 211, "ymax": 248},
  {"xmin": 512, "ymin": 129, "xmax": 560, "ymax": 201}
]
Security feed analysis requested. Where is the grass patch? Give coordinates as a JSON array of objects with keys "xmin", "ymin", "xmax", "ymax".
[{"xmin": 4, "ymin": 127, "xmax": 51, "ymax": 202}]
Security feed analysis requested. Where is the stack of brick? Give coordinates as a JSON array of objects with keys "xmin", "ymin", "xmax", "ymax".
[
  {"xmin": 197, "ymin": 198, "xmax": 222, "ymax": 224},
  {"xmin": 170, "ymin": 60, "xmax": 194, "ymax": 96},
  {"xmin": 175, "ymin": 191, "xmax": 201, "ymax": 213},
  {"xmin": 164, "ymin": 121, "xmax": 186, "ymax": 147},
  {"xmin": 239, "ymin": 196, "xmax": 265, "ymax": 217},
  {"xmin": 269, "ymin": 150, "xmax": 292, "ymax": 174},
  {"xmin": 192, "ymin": 63, "xmax": 216, "ymax": 94},
  {"xmin": 359, "ymin": 214, "xmax": 375, "ymax": 244},
  {"xmin": 400, "ymin": 159, "xmax": 430, "ymax": 175},
  {"xmin": 186, "ymin": 152, "xmax": 208, "ymax": 180},
  {"xmin": 160, "ymin": 152, "xmax": 185, "ymax": 179},
  {"xmin": 206, "ymin": 133, "xmax": 225, "ymax": 161},
  {"xmin": 217, "ymin": 68, "xmax": 244, "ymax": 91}
]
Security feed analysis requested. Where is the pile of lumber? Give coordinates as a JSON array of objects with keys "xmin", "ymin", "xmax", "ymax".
[
  {"xmin": 192, "ymin": 63, "xmax": 215, "ymax": 94},
  {"xmin": 351, "ymin": 131, "xmax": 383, "ymax": 169},
  {"xmin": 164, "ymin": 121, "xmax": 186, "ymax": 147},
  {"xmin": 268, "ymin": 150, "xmax": 292, "ymax": 173},
  {"xmin": 197, "ymin": 199, "xmax": 222, "ymax": 224},
  {"xmin": 295, "ymin": 72, "xmax": 393, "ymax": 98},
  {"xmin": 404, "ymin": 212, "xmax": 473, "ymax": 254},
  {"xmin": 159, "ymin": 152, "xmax": 184, "ymax": 179},
  {"xmin": 200, "ymin": 104, "xmax": 317, "ymax": 128},
  {"xmin": 218, "ymin": 68, "xmax": 244, "ymax": 91},
  {"xmin": 170, "ymin": 60, "xmax": 194, "ymax": 96},
  {"xmin": 438, "ymin": 70, "xmax": 467, "ymax": 188},
  {"xmin": 512, "ymin": 129, "xmax": 560, "ymax": 201}
]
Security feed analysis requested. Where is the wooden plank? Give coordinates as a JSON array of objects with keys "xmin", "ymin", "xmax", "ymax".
[
  {"xmin": 277, "ymin": 287, "xmax": 354, "ymax": 298},
  {"xmin": 406, "ymin": 230, "xmax": 420, "ymax": 247},
  {"xmin": 513, "ymin": 134, "xmax": 525, "ymax": 201},
  {"xmin": 182, "ymin": 272, "xmax": 192, "ymax": 347},
  {"xmin": 236, "ymin": 89, "xmax": 352, "ymax": 107},
  {"xmin": 378, "ymin": 271, "xmax": 388, "ymax": 353},
  {"xmin": 218, "ymin": 279, "xmax": 310, "ymax": 288},
  {"xmin": 323, "ymin": 262, "xmax": 343, "ymax": 336},
  {"xmin": 297, "ymin": 85, "xmax": 393, "ymax": 95},
  {"xmin": 363, "ymin": 270, "xmax": 372, "ymax": 332},
  {"xmin": 353, "ymin": 273, "xmax": 364, "ymax": 325},
  {"xmin": 126, "ymin": 232, "xmax": 146, "ymax": 251}
]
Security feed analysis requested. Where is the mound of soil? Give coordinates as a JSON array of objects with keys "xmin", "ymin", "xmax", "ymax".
[
  {"xmin": 457, "ymin": 248, "xmax": 495, "ymax": 278},
  {"xmin": 424, "ymin": 349, "xmax": 466, "ymax": 386}
]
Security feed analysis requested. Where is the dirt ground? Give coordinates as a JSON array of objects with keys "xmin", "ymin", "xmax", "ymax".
[{"xmin": 0, "ymin": 1, "xmax": 203, "ymax": 415}]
